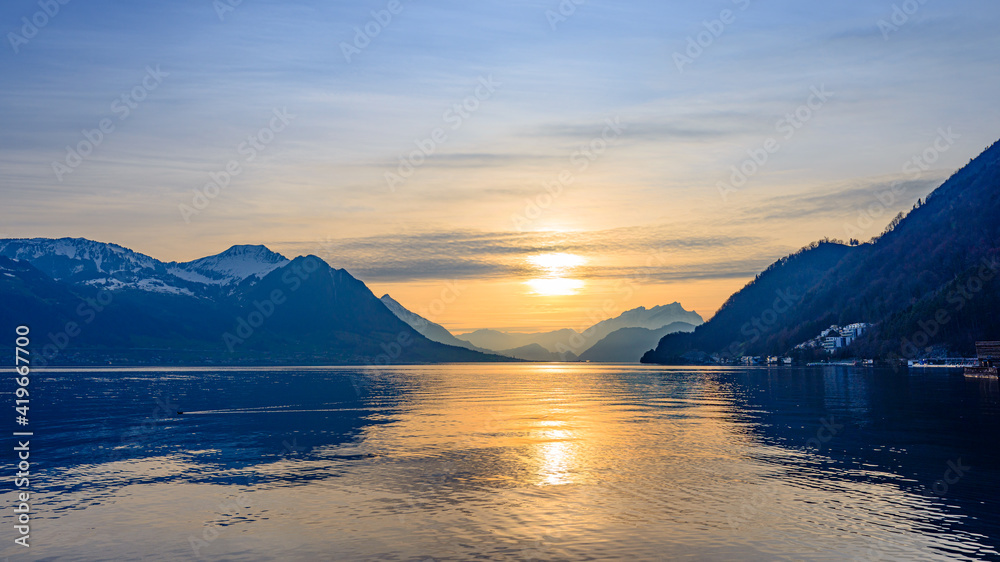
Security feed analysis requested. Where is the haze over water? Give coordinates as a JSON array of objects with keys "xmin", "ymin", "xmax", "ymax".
[{"xmin": 4, "ymin": 364, "xmax": 1000, "ymax": 560}]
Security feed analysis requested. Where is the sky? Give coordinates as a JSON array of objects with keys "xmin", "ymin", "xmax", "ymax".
[{"xmin": 1, "ymin": 0, "xmax": 999, "ymax": 333}]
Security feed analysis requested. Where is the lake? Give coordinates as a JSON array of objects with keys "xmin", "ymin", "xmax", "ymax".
[{"xmin": 3, "ymin": 364, "xmax": 1000, "ymax": 560}]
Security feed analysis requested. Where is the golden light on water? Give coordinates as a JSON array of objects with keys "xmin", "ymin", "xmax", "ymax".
[
  {"xmin": 537, "ymin": 437, "xmax": 575, "ymax": 486},
  {"xmin": 525, "ymin": 253, "xmax": 586, "ymax": 296}
]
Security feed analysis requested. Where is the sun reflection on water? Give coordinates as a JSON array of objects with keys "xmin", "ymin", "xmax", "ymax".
[{"xmin": 535, "ymin": 427, "xmax": 578, "ymax": 486}]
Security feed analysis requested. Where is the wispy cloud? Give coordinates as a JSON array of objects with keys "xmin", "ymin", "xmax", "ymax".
[
  {"xmin": 278, "ymin": 227, "xmax": 778, "ymax": 282},
  {"xmin": 1, "ymin": 0, "xmax": 998, "ymax": 324},
  {"xmin": 733, "ymin": 173, "xmax": 948, "ymax": 224}
]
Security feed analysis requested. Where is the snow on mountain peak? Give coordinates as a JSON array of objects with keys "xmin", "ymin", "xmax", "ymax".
[
  {"xmin": 0, "ymin": 237, "xmax": 293, "ymax": 294},
  {"xmin": 0, "ymin": 237, "xmax": 159, "ymax": 275},
  {"xmin": 219, "ymin": 244, "xmax": 284, "ymax": 259},
  {"xmin": 169, "ymin": 245, "xmax": 289, "ymax": 285}
]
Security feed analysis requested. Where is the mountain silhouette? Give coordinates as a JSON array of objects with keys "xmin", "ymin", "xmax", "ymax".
[{"xmin": 643, "ymin": 139, "xmax": 1000, "ymax": 363}]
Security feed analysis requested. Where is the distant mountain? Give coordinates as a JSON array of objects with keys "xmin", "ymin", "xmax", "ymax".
[
  {"xmin": 643, "ymin": 139, "xmax": 1000, "ymax": 363},
  {"xmin": 380, "ymin": 294, "xmax": 492, "ymax": 353},
  {"xmin": 578, "ymin": 322, "xmax": 697, "ymax": 363},
  {"xmin": 0, "ymin": 238, "xmax": 511, "ymax": 366},
  {"xmin": 458, "ymin": 328, "xmax": 580, "ymax": 354},
  {"xmin": 582, "ymin": 304, "xmax": 703, "ymax": 342},
  {"xmin": 496, "ymin": 343, "xmax": 578, "ymax": 362},
  {"xmin": 457, "ymin": 303, "xmax": 703, "ymax": 358}
]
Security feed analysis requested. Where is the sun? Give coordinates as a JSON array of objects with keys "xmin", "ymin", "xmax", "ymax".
[
  {"xmin": 525, "ymin": 253, "xmax": 587, "ymax": 296},
  {"xmin": 525, "ymin": 278, "xmax": 585, "ymax": 296}
]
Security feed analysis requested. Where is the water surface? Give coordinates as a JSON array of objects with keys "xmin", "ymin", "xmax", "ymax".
[{"xmin": 3, "ymin": 365, "xmax": 1000, "ymax": 560}]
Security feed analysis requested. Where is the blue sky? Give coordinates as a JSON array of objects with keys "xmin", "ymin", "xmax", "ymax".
[{"xmin": 2, "ymin": 0, "xmax": 999, "ymax": 330}]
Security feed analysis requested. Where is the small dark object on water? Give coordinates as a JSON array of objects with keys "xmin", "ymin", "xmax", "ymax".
[{"xmin": 177, "ymin": 411, "xmax": 184, "ymax": 415}]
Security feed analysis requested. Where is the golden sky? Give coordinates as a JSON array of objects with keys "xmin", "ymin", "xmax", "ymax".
[{"xmin": 2, "ymin": 1, "xmax": 997, "ymax": 332}]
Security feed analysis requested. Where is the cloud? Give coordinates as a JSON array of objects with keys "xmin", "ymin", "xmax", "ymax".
[
  {"xmin": 733, "ymin": 172, "xmax": 948, "ymax": 224},
  {"xmin": 2, "ymin": 0, "xmax": 999, "ymax": 319},
  {"xmin": 279, "ymin": 227, "xmax": 779, "ymax": 282}
]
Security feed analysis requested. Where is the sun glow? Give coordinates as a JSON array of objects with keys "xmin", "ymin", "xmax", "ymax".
[
  {"xmin": 525, "ymin": 253, "xmax": 587, "ymax": 296},
  {"xmin": 525, "ymin": 278, "xmax": 585, "ymax": 296}
]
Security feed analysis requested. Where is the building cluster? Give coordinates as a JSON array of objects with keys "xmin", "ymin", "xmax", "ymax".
[{"xmin": 795, "ymin": 323, "xmax": 870, "ymax": 354}]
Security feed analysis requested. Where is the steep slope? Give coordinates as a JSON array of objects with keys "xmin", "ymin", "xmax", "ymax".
[
  {"xmin": 791, "ymin": 140, "xmax": 1000, "ymax": 357},
  {"xmin": 643, "ymin": 139, "xmax": 1000, "ymax": 363},
  {"xmin": 642, "ymin": 241, "xmax": 855, "ymax": 362},
  {"xmin": 224, "ymin": 256, "xmax": 508, "ymax": 364},
  {"xmin": 380, "ymin": 294, "xmax": 491, "ymax": 353},
  {"xmin": 579, "ymin": 322, "xmax": 697, "ymax": 362}
]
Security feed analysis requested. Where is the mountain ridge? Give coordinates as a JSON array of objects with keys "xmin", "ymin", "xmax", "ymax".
[
  {"xmin": 643, "ymin": 139, "xmax": 1000, "ymax": 363},
  {"xmin": 382, "ymin": 293, "xmax": 703, "ymax": 362},
  {"xmin": 579, "ymin": 322, "xmax": 697, "ymax": 362},
  {"xmin": 457, "ymin": 303, "xmax": 704, "ymax": 355},
  {"xmin": 380, "ymin": 294, "xmax": 493, "ymax": 354},
  {"xmin": 0, "ymin": 240, "xmax": 511, "ymax": 366}
]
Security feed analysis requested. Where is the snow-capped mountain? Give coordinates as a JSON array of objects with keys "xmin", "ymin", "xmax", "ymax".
[
  {"xmin": 0, "ymin": 238, "xmax": 289, "ymax": 296},
  {"xmin": 0, "ymin": 245, "xmax": 510, "ymax": 366},
  {"xmin": 168, "ymin": 245, "xmax": 289, "ymax": 286},
  {"xmin": 0, "ymin": 238, "xmax": 159, "ymax": 277},
  {"xmin": 0, "ymin": 238, "xmax": 191, "ymax": 294}
]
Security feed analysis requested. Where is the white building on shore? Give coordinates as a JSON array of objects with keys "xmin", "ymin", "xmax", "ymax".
[{"xmin": 796, "ymin": 323, "xmax": 871, "ymax": 354}]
